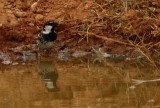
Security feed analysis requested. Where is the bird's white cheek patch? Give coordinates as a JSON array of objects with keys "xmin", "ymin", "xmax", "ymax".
[
  {"xmin": 43, "ymin": 25, "xmax": 53, "ymax": 34},
  {"xmin": 42, "ymin": 30, "xmax": 50, "ymax": 34}
]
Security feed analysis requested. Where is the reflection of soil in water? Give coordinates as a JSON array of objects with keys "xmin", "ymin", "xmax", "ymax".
[{"xmin": 0, "ymin": 59, "xmax": 160, "ymax": 108}]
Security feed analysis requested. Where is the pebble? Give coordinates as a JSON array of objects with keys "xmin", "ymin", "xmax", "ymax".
[
  {"xmin": 2, "ymin": 60, "xmax": 12, "ymax": 65},
  {"xmin": 35, "ymin": 14, "xmax": 44, "ymax": 21},
  {"xmin": 12, "ymin": 62, "xmax": 19, "ymax": 65},
  {"xmin": 14, "ymin": 11, "xmax": 27, "ymax": 18}
]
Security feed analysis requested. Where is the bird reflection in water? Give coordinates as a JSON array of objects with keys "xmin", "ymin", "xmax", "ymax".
[{"xmin": 37, "ymin": 60, "xmax": 59, "ymax": 92}]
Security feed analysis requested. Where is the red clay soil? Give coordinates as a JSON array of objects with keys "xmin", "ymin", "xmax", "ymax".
[{"xmin": 0, "ymin": 0, "xmax": 160, "ymax": 56}]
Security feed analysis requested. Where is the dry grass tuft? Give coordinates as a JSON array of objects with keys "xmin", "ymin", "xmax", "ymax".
[{"xmin": 57, "ymin": 0, "xmax": 160, "ymax": 69}]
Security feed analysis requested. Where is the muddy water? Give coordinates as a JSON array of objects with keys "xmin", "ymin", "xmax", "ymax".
[{"xmin": 0, "ymin": 56, "xmax": 160, "ymax": 108}]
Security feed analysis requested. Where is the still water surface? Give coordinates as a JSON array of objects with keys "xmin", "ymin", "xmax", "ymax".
[{"xmin": 0, "ymin": 56, "xmax": 160, "ymax": 108}]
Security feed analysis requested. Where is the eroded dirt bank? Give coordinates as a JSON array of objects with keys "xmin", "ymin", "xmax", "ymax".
[{"xmin": 0, "ymin": 0, "xmax": 160, "ymax": 57}]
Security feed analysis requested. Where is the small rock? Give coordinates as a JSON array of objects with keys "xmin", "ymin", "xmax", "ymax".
[
  {"xmin": 35, "ymin": 14, "xmax": 44, "ymax": 21},
  {"xmin": 28, "ymin": 22, "xmax": 35, "ymax": 26},
  {"xmin": 14, "ymin": 11, "xmax": 27, "ymax": 18},
  {"xmin": 12, "ymin": 62, "xmax": 19, "ymax": 65},
  {"xmin": 2, "ymin": 60, "xmax": 12, "ymax": 65}
]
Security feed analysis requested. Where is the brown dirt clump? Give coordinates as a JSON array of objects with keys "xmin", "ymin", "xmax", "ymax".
[{"xmin": 0, "ymin": 0, "xmax": 160, "ymax": 56}]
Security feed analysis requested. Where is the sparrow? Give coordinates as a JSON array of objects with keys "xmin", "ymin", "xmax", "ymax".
[{"xmin": 37, "ymin": 21, "xmax": 58, "ymax": 49}]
